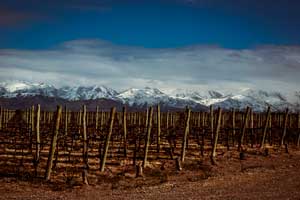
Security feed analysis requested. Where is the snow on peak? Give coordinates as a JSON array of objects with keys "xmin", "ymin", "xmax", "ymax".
[
  {"xmin": 167, "ymin": 88, "xmax": 224, "ymax": 99},
  {"xmin": 0, "ymin": 81, "xmax": 57, "ymax": 97},
  {"xmin": 0, "ymin": 80, "xmax": 33, "ymax": 92},
  {"xmin": 58, "ymin": 85, "xmax": 117, "ymax": 100},
  {"xmin": 117, "ymin": 87, "xmax": 169, "ymax": 106},
  {"xmin": 0, "ymin": 81, "xmax": 117, "ymax": 100},
  {"xmin": 0, "ymin": 80, "xmax": 298, "ymax": 111}
]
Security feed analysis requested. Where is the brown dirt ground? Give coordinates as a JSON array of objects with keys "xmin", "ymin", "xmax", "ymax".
[{"xmin": 0, "ymin": 148, "xmax": 300, "ymax": 200}]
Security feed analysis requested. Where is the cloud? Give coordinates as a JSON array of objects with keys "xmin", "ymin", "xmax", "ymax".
[{"xmin": 0, "ymin": 39, "xmax": 300, "ymax": 94}]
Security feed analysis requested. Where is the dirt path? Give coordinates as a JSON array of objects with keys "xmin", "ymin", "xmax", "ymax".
[{"xmin": 1, "ymin": 150, "xmax": 300, "ymax": 200}]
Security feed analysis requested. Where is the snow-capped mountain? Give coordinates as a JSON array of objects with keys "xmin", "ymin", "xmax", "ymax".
[
  {"xmin": 0, "ymin": 81, "xmax": 117, "ymax": 101},
  {"xmin": 57, "ymin": 85, "xmax": 118, "ymax": 100},
  {"xmin": 167, "ymin": 89, "xmax": 230, "ymax": 106},
  {"xmin": 117, "ymin": 87, "xmax": 170, "ymax": 106},
  {"xmin": 165, "ymin": 88, "xmax": 298, "ymax": 111},
  {"xmin": 0, "ymin": 81, "xmax": 299, "ymax": 111},
  {"xmin": 0, "ymin": 81, "xmax": 57, "ymax": 98},
  {"xmin": 116, "ymin": 87, "xmax": 204, "ymax": 109}
]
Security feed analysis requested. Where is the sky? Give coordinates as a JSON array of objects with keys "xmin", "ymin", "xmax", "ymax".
[{"xmin": 0, "ymin": 0, "xmax": 300, "ymax": 93}]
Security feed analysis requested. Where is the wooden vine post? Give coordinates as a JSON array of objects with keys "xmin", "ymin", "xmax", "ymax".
[
  {"xmin": 31, "ymin": 105, "xmax": 35, "ymax": 135},
  {"xmin": 232, "ymin": 108, "xmax": 236, "ymax": 146},
  {"xmin": 35, "ymin": 104, "xmax": 41, "ymax": 174},
  {"xmin": 181, "ymin": 107, "xmax": 191, "ymax": 162},
  {"xmin": 45, "ymin": 105, "xmax": 62, "ymax": 181},
  {"xmin": 145, "ymin": 108, "xmax": 149, "ymax": 132},
  {"xmin": 268, "ymin": 112, "xmax": 272, "ymax": 144},
  {"xmin": 201, "ymin": 112, "xmax": 205, "ymax": 156},
  {"xmin": 100, "ymin": 107, "xmax": 116, "ymax": 172},
  {"xmin": 64, "ymin": 106, "xmax": 68, "ymax": 136},
  {"xmin": 142, "ymin": 107, "xmax": 153, "ymax": 168},
  {"xmin": 238, "ymin": 107, "xmax": 250, "ymax": 151},
  {"xmin": 281, "ymin": 108, "xmax": 289, "ymax": 146},
  {"xmin": 30, "ymin": 106, "xmax": 35, "ymax": 152},
  {"xmin": 250, "ymin": 109, "xmax": 254, "ymax": 147},
  {"xmin": 100, "ymin": 110, "xmax": 104, "ymax": 130},
  {"xmin": 157, "ymin": 104, "xmax": 161, "ymax": 154},
  {"xmin": 210, "ymin": 105, "xmax": 214, "ymax": 144},
  {"xmin": 122, "ymin": 106, "xmax": 127, "ymax": 157},
  {"xmin": 166, "ymin": 111, "xmax": 169, "ymax": 135},
  {"xmin": 82, "ymin": 105, "xmax": 89, "ymax": 184},
  {"xmin": 211, "ymin": 107, "xmax": 222, "ymax": 165},
  {"xmin": 95, "ymin": 106, "xmax": 99, "ymax": 130},
  {"xmin": 261, "ymin": 107, "xmax": 271, "ymax": 149},
  {"xmin": 78, "ymin": 109, "xmax": 82, "ymax": 134}
]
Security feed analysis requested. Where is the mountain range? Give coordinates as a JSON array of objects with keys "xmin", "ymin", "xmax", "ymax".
[{"xmin": 0, "ymin": 81, "xmax": 299, "ymax": 112}]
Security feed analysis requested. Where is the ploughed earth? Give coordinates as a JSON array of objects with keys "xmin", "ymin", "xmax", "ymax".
[{"xmin": 0, "ymin": 147, "xmax": 299, "ymax": 200}]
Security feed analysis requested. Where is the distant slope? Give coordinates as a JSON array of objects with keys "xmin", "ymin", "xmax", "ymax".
[{"xmin": 0, "ymin": 81, "xmax": 299, "ymax": 111}]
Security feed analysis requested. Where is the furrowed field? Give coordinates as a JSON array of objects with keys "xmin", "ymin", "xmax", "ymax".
[{"xmin": 0, "ymin": 105, "xmax": 299, "ymax": 199}]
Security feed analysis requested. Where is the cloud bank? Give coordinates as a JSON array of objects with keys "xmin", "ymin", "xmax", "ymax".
[{"xmin": 0, "ymin": 39, "xmax": 299, "ymax": 95}]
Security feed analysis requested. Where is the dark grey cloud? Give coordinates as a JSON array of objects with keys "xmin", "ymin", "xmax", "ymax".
[{"xmin": 0, "ymin": 39, "xmax": 299, "ymax": 95}]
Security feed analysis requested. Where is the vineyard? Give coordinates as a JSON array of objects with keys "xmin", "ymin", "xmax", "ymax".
[{"xmin": 0, "ymin": 105, "xmax": 299, "ymax": 186}]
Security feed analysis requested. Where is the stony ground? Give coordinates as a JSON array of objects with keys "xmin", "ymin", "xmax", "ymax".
[{"xmin": 0, "ymin": 148, "xmax": 300, "ymax": 200}]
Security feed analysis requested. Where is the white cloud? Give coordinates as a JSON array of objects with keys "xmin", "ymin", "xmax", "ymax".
[{"xmin": 0, "ymin": 39, "xmax": 299, "ymax": 94}]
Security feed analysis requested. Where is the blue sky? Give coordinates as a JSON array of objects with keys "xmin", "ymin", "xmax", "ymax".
[
  {"xmin": 1, "ymin": 0, "xmax": 300, "ymax": 49},
  {"xmin": 0, "ymin": 0, "xmax": 300, "ymax": 93}
]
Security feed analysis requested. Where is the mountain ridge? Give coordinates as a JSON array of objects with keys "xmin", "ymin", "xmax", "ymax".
[{"xmin": 0, "ymin": 81, "xmax": 299, "ymax": 111}]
